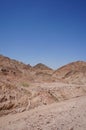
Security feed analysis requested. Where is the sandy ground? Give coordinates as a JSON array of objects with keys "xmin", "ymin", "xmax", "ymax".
[{"xmin": 0, "ymin": 95, "xmax": 86, "ymax": 130}]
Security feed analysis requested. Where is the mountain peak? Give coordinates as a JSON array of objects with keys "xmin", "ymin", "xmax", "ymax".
[{"xmin": 33, "ymin": 63, "xmax": 53, "ymax": 70}]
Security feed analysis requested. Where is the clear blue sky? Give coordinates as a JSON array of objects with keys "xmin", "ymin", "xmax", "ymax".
[{"xmin": 0, "ymin": 0, "xmax": 86, "ymax": 69}]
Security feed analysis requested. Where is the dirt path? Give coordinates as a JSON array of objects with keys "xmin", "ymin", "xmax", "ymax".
[{"xmin": 0, "ymin": 96, "xmax": 86, "ymax": 130}]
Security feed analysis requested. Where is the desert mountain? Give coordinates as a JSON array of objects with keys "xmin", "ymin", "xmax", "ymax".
[
  {"xmin": 0, "ymin": 55, "xmax": 86, "ymax": 130},
  {"xmin": 0, "ymin": 55, "xmax": 55, "ymax": 83},
  {"xmin": 0, "ymin": 55, "xmax": 34, "ymax": 84},
  {"xmin": 33, "ymin": 63, "xmax": 52, "ymax": 70},
  {"xmin": 0, "ymin": 55, "xmax": 86, "ymax": 84},
  {"xmin": 0, "ymin": 54, "xmax": 32, "ymax": 76},
  {"xmin": 52, "ymin": 61, "xmax": 86, "ymax": 84},
  {"xmin": 0, "ymin": 55, "xmax": 86, "ymax": 118},
  {"xmin": 33, "ymin": 63, "xmax": 54, "ymax": 82}
]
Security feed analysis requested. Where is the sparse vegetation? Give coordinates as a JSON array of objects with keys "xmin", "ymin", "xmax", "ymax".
[{"xmin": 22, "ymin": 82, "xmax": 29, "ymax": 87}]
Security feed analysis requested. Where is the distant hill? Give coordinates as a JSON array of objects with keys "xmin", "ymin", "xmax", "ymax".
[
  {"xmin": 33, "ymin": 63, "xmax": 54, "ymax": 82},
  {"xmin": 0, "ymin": 55, "xmax": 86, "ymax": 84},
  {"xmin": 33, "ymin": 63, "xmax": 53, "ymax": 70},
  {"xmin": 52, "ymin": 61, "xmax": 86, "ymax": 84}
]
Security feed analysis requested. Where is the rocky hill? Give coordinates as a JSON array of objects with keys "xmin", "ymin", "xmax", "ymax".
[
  {"xmin": 33, "ymin": 63, "xmax": 54, "ymax": 82},
  {"xmin": 0, "ymin": 55, "xmax": 55, "ymax": 83},
  {"xmin": 0, "ymin": 55, "xmax": 55, "ymax": 116},
  {"xmin": 33, "ymin": 63, "xmax": 53, "ymax": 71},
  {"xmin": 0, "ymin": 55, "xmax": 33, "ymax": 81},
  {"xmin": 0, "ymin": 55, "xmax": 86, "ymax": 118},
  {"xmin": 52, "ymin": 61, "xmax": 86, "ymax": 84},
  {"xmin": 1, "ymin": 55, "xmax": 86, "ymax": 84}
]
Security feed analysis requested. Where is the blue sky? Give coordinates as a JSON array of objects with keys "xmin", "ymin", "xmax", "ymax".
[{"xmin": 0, "ymin": 0, "xmax": 86, "ymax": 69}]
